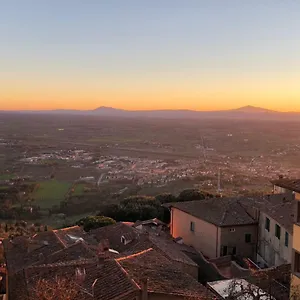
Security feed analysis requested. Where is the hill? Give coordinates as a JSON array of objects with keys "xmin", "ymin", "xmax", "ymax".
[{"xmin": 1, "ymin": 105, "xmax": 299, "ymax": 120}]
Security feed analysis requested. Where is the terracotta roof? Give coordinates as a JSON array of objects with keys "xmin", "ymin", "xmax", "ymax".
[
  {"xmin": 239, "ymin": 193, "xmax": 296, "ymax": 233},
  {"xmin": 53, "ymin": 226, "xmax": 98, "ymax": 247},
  {"xmin": 15, "ymin": 257, "xmax": 140, "ymax": 300},
  {"xmin": 271, "ymin": 178, "xmax": 300, "ymax": 193},
  {"xmin": 90, "ymin": 222, "xmax": 141, "ymax": 252},
  {"xmin": 117, "ymin": 248, "xmax": 214, "ymax": 299},
  {"xmin": 133, "ymin": 218, "xmax": 167, "ymax": 228},
  {"xmin": 38, "ymin": 241, "xmax": 97, "ymax": 265},
  {"xmin": 92, "ymin": 222, "xmax": 198, "ymax": 267},
  {"xmin": 148, "ymin": 232, "xmax": 198, "ymax": 266},
  {"xmin": 4, "ymin": 225, "xmax": 213, "ymax": 300},
  {"xmin": 121, "ymin": 222, "xmax": 134, "ymax": 227},
  {"xmin": 167, "ymin": 198, "xmax": 257, "ymax": 227},
  {"xmin": 92, "ymin": 260, "xmax": 139, "ymax": 300},
  {"xmin": 3, "ymin": 231, "xmax": 65, "ymax": 274}
]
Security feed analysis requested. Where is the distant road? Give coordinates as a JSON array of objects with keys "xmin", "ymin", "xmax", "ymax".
[
  {"xmin": 97, "ymin": 173, "xmax": 105, "ymax": 186},
  {"xmin": 14, "ymin": 137, "xmax": 203, "ymax": 159}
]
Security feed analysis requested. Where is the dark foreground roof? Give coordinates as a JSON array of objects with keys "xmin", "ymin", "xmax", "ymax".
[
  {"xmin": 9, "ymin": 248, "xmax": 214, "ymax": 300},
  {"xmin": 4, "ymin": 225, "xmax": 214, "ymax": 299},
  {"xmin": 117, "ymin": 248, "xmax": 215, "ymax": 299},
  {"xmin": 271, "ymin": 178, "xmax": 300, "ymax": 193}
]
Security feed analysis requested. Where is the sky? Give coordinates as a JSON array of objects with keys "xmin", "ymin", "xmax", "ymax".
[{"xmin": 1, "ymin": 1, "xmax": 300, "ymax": 111}]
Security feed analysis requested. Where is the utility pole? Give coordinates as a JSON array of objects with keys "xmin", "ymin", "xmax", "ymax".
[{"xmin": 217, "ymin": 168, "xmax": 222, "ymax": 194}]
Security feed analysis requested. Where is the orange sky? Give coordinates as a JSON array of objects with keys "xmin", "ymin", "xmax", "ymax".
[
  {"xmin": 2, "ymin": 1, "xmax": 300, "ymax": 112},
  {"xmin": 1, "ymin": 75, "xmax": 300, "ymax": 111}
]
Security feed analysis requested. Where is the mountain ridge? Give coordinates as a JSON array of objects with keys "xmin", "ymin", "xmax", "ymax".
[{"xmin": 1, "ymin": 105, "xmax": 299, "ymax": 120}]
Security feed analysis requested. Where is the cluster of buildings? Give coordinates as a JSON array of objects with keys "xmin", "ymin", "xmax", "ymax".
[
  {"xmin": 96, "ymin": 155, "xmax": 218, "ymax": 187},
  {"xmin": 20, "ymin": 150, "xmax": 93, "ymax": 165},
  {"xmin": 2, "ymin": 177, "xmax": 300, "ymax": 299}
]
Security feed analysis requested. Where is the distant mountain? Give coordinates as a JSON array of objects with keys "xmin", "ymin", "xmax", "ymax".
[
  {"xmin": 1, "ymin": 105, "xmax": 300, "ymax": 120},
  {"xmin": 232, "ymin": 105, "xmax": 277, "ymax": 113}
]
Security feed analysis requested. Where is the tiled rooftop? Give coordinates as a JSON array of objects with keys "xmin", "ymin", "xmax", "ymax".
[
  {"xmin": 117, "ymin": 248, "xmax": 214, "ymax": 299},
  {"xmin": 165, "ymin": 198, "xmax": 257, "ymax": 227},
  {"xmin": 271, "ymin": 178, "xmax": 300, "ymax": 193},
  {"xmin": 4, "ymin": 224, "xmax": 214, "ymax": 299},
  {"xmin": 239, "ymin": 193, "xmax": 296, "ymax": 233}
]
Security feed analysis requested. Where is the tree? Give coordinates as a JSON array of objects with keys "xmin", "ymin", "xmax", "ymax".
[
  {"xmin": 76, "ymin": 215, "xmax": 116, "ymax": 232},
  {"xmin": 155, "ymin": 193, "xmax": 177, "ymax": 204},
  {"xmin": 29, "ymin": 277, "xmax": 79, "ymax": 300},
  {"xmin": 177, "ymin": 189, "xmax": 213, "ymax": 202}
]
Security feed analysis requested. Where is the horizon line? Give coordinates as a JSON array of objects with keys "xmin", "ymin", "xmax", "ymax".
[{"xmin": 0, "ymin": 105, "xmax": 299, "ymax": 113}]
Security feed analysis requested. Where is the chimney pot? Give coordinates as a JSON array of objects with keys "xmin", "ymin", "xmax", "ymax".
[{"xmin": 141, "ymin": 278, "xmax": 148, "ymax": 300}]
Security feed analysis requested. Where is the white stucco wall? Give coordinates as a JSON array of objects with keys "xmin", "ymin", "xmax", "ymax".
[{"xmin": 257, "ymin": 211, "xmax": 292, "ymax": 267}]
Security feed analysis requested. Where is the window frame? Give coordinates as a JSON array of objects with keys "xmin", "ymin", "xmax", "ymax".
[
  {"xmin": 297, "ymin": 201, "xmax": 300, "ymax": 223},
  {"xmin": 265, "ymin": 217, "xmax": 270, "ymax": 232},
  {"xmin": 293, "ymin": 250, "xmax": 300, "ymax": 274},
  {"xmin": 275, "ymin": 224, "xmax": 281, "ymax": 240},
  {"xmin": 285, "ymin": 231, "xmax": 289, "ymax": 247},
  {"xmin": 221, "ymin": 245, "xmax": 228, "ymax": 256},
  {"xmin": 245, "ymin": 233, "xmax": 252, "ymax": 243},
  {"xmin": 190, "ymin": 221, "xmax": 195, "ymax": 232}
]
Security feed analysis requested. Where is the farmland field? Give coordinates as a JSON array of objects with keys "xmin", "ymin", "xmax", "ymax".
[
  {"xmin": 32, "ymin": 180, "xmax": 72, "ymax": 209},
  {"xmin": 0, "ymin": 174, "xmax": 15, "ymax": 180},
  {"xmin": 72, "ymin": 184, "xmax": 86, "ymax": 196}
]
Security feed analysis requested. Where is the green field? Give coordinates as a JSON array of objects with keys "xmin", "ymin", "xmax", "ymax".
[
  {"xmin": 32, "ymin": 180, "xmax": 72, "ymax": 209},
  {"xmin": 0, "ymin": 174, "xmax": 15, "ymax": 180},
  {"xmin": 0, "ymin": 186, "xmax": 10, "ymax": 191},
  {"xmin": 73, "ymin": 184, "xmax": 86, "ymax": 196}
]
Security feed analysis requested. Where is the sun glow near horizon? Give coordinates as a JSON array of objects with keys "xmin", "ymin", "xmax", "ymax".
[
  {"xmin": 1, "ymin": 1, "xmax": 300, "ymax": 112},
  {"xmin": 1, "ymin": 75, "xmax": 300, "ymax": 112}
]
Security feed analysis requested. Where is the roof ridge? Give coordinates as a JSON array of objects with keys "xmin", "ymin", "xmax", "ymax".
[
  {"xmin": 115, "ymin": 260, "xmax": 141, "ymax": 291},
  {"xmin": 53, "ymin": 230, "xmax": 68, "ymax": 248},
  {"xmin": 53, "ymin": 225, "xmax": 80, "ymax": 232},
  {"xmin": 44, "ymin": 240, "xmax": 96, "ymax": 262},
  {"xmin": 27, "ymin": 258, "xmax": 97, "ymax": 269},
  {"xmin": 116, "ymin": 248, "xmax": 153, "ymax": 262}
]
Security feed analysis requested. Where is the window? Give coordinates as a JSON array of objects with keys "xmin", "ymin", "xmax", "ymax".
[
  {"xmin": 275, "ymin": 224, "xmax": 281, "ymax": 239},
  {"xmin": 265, "ymin": 217, "xmax": 270, "ymax": 231},
  {"xmin": 285, "ymin": 232, "xmax": 289, "ymax": 247},
  {"xmin": 245, "ymin": 233, "xmax": 252, "ymax": 243},
  {"xmin": 221, "ymin": 245, "xmax": 228, "ymax": 256},
  {"xmin": 229, "ymin": 228, "xmax": 235, "ymax": 232},
  {"xmin": 297, "ymin": 202, "xmax": 300, "ymax": 223},
  {"xmin": 228, "ymin": 246, "xmax": 236, "ymax": 255},
  {"xmin": 294, "ymin": 251, "xmax": 300, "ymax": 273},
  {"xmin": 190, "ymin": 221, "xmax": 195, "ymax": 232}
]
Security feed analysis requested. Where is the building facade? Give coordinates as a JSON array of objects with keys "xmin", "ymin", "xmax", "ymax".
[
  {"xmin": 271, "ymin": 178, "xmax": 300, "ymax": 298},
  {"xmin": 169, "ymin": 199, "xmax": 257, "ymax": 259},
  {"xmin": 257, "ymin": 211, "xmax": 292, "ymax": 267}
]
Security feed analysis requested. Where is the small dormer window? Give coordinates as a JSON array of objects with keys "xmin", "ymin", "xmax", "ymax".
[
  {"xmin": 121, "ymin": 236, "xmax": 126, "ymax": 244},
  {"xmin": 121, "ymin": 235, "xmax": 132, "ymax": 245}
]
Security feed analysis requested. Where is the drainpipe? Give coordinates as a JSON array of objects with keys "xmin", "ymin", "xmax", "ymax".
[
  {"xmin": 216, "ymin": 226, "xmax": 219, "ymax": 258},
  {"xmin": 170, "ymin": 207, "xmax": 173, "ymax": 236}
]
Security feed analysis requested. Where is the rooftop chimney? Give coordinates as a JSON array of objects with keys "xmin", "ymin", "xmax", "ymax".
[
  {"xmin": 141, "ymin": 278, "xmax": 148, "ymax": 300},
  {"xmin": 38, "ymin": 253, "xmax": 44, "ymax": 262},
  {"xmin": 75, "ymin": 267, "xmax": 86, "ymax": 285},
  {"xmin": 97, "ymin": 239, "xmax": 110, "ymax": 262}
]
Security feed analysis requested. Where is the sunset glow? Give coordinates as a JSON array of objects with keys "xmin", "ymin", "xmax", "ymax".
[{"xmin": 1, "ymin": 1, "xmax": 300, "ymax": 112}]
